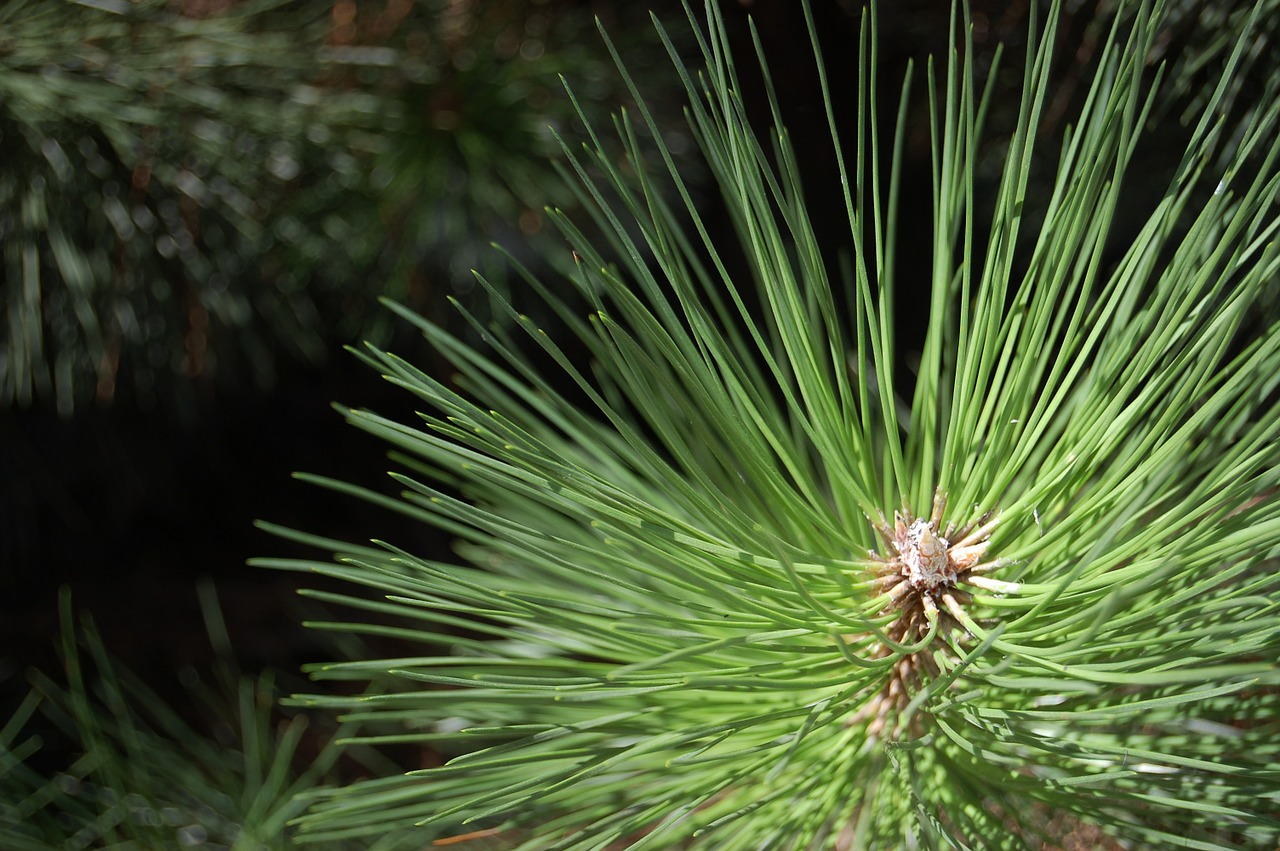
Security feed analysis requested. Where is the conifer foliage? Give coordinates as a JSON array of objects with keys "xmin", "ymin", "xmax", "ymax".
[
  {"xmin": 263, "ymin": 0, "xmax": 1280, "ymax": 847},
  {"xmin": 0, "ymin": 0, "xmax": 649, "ymax": 415}
]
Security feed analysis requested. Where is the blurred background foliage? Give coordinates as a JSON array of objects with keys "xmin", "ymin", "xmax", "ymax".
[
  {"xmin": 0, "ymin": 0, "xmax": 676, "ymax": 417},
  {"xmin": 1, "ymin": 587, "xmax": 423, "ymax": 850},
  {"xmin": 1147, "ymin": 0, "xmax": 1279, "ymax": 119}
]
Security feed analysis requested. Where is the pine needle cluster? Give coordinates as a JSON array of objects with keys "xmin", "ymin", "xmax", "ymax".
[{"xmin": 261, "ymin": 1, "xmax": 1280, "ymax": 847}]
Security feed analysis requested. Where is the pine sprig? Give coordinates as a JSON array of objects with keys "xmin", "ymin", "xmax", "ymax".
[{"xmin": 262, "ymin": 1, "xmax": 1280, "ymax": 847}]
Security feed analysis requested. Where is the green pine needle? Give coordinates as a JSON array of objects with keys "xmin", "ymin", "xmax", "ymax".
[{"xmin": 262, "ymin": 0, "xmax": 1280, "ymax": 847}]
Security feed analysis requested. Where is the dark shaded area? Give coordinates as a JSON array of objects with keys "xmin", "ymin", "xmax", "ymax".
[{"xmin": 1, "ymin": 344, "xmax": 436, "ymax": 696}]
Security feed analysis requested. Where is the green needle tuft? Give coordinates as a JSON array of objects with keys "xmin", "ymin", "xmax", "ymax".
[{"xmin": 263, "ymin": 1, "xmax": 1280, "ymax": 847}]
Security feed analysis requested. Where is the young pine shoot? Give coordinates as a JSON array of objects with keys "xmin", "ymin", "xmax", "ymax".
[{"xmin": 260, "ymin": 1, "xmax": 1280, "ymax": 847}]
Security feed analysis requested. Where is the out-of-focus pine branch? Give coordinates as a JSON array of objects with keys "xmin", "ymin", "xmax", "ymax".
[{"xmin": 0, "ymin": 0, "xmax": 678, "ymax": 416}]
